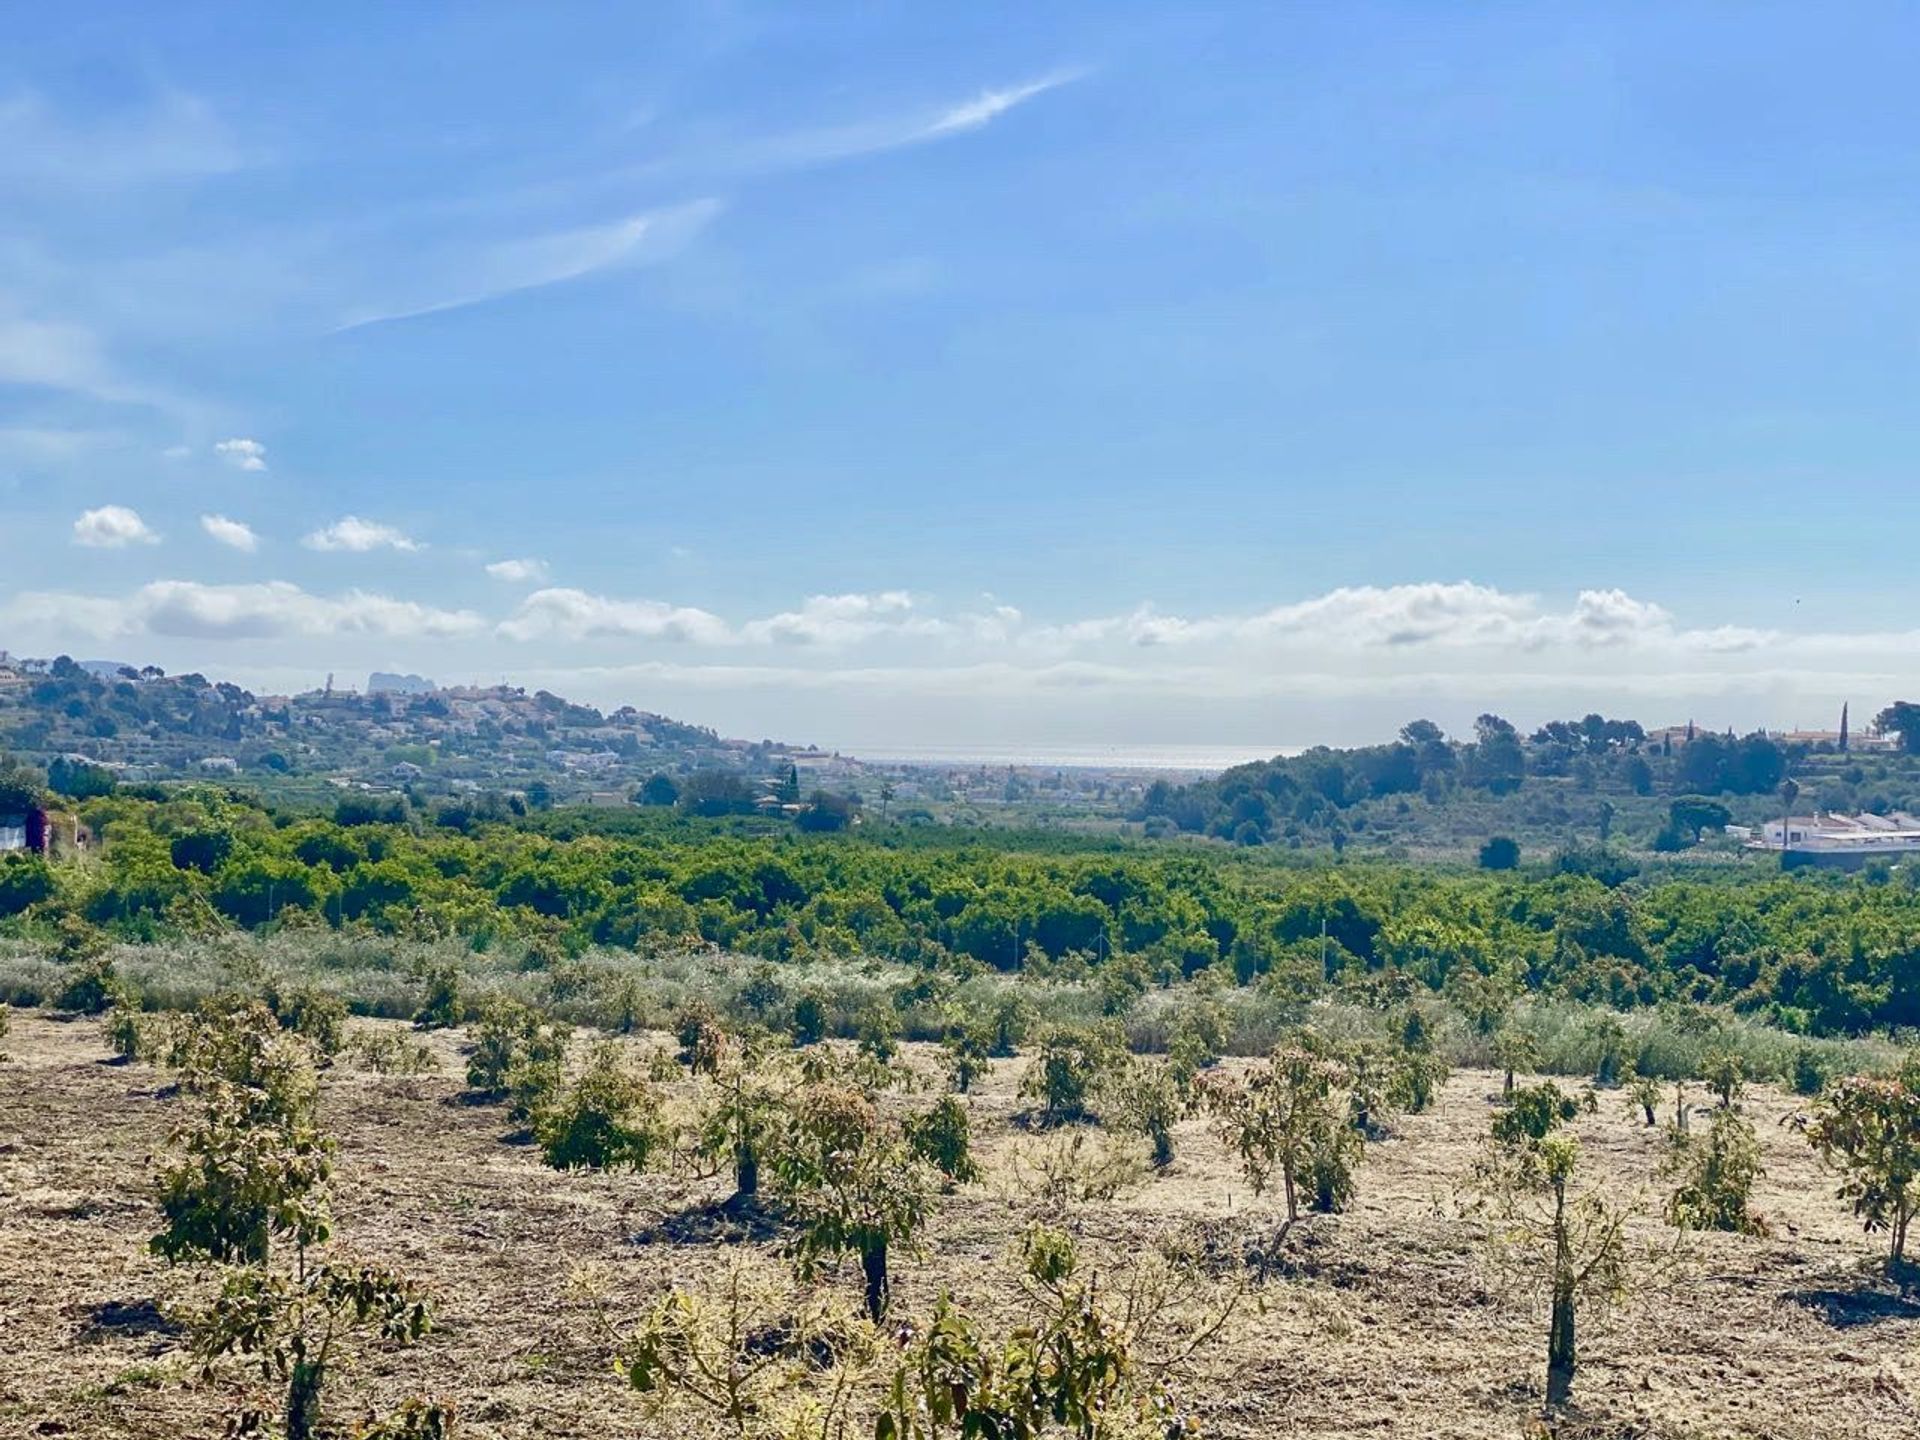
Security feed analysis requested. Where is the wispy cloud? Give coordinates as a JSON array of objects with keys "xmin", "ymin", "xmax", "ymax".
[
  {"xmin": 706, "ymin": 69, "xmax": 1087, "ymax": 174},
  {"xmin": 72, "ymin": 505, "xmax": 159, "ymax": 548},
  {"xmin": 301, "ymin": 516, "xmax": 422, "ymax": 553},
  {"xmin": 923, "ymin": 73, "xmax": 1085, "ymax": 138},
  {"xmin": 0, "ymin": 89, "xmax": 244, "ymax": 188},
  {"xmin": 336, "ymin": 200, "xmax": 722, "ymax": 330},
  {"xmin": 200, "ymin": 514, "xmax": 259, "ymax": 552}
]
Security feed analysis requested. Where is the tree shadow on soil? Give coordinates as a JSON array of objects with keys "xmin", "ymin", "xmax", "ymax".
[
  {"xmin": 632, "ymin": 1194, "xmax": 780, "ymax": 1247},
  {"xmin": 76, "ymin": 1298, "xmax": 180, "ymax": 1344},
  {"xmin": 1787, "ymin": 1268, "xmax": 1920, "ymax": 1329}
]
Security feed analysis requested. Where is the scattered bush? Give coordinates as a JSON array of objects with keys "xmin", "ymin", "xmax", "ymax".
[
  {"xmin": 1666, "ymin": 1108, "xmax": 1765, "ymax": 1235},
  {"xmin": 906, "ymin": 1094, "xmax": 979, "ymax": 1186},
  {"xmin": 1019, "ymin": 1024, "xmax": 1124, "ymax": 1125},
  {"xmin": 538, "ymin": 1043, "xmax": 667, "ymax": 1172}
]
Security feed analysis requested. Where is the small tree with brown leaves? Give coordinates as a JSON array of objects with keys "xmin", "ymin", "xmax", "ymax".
[
  {"xmin": 602, "ymin": 1253, "xmax": 875, "ymax": 1440},
  {"xmin": 767, "ymin": 1082, "xmax": 933, "ymax": 1320},
  {"xmin": 1479, "ymin": 1133, "xmax": 1632, "ymax": 1411},
  {"xmin": 189, "ymin": 1256, "xmax": 432, "ymax": 1440},
  {"xmin": 1801, "ymin": 1060, "xmax": 1920, "ymax": 1270},
  {"xmin": 1202, "ymin": 1044, "xmax": 1354, "ymax": 1223}
]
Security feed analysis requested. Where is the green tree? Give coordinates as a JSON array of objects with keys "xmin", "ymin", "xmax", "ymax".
[
  {"xmin": 1872, "ymin": 702, "xmax": 1920, "ymax": 755},
  {"xmin": 1478, "ymin": 836, "xmax": 1520, "ymax": 871}
]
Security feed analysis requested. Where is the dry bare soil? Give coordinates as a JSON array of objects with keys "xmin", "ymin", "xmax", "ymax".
[{"xmin": 2, "ymin": 1009, "xmax": 1917, "ymax": 1439}]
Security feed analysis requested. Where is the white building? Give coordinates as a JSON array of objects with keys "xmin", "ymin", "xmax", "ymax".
[{"xmin": 1752, "ymin": 812, "xmax": 1920, "ymax": 868}]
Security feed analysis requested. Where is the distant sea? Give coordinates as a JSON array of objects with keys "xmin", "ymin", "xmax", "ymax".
[{"xmin": 848, "ymin": 743, "xmax": 1299, "ymax": 774}]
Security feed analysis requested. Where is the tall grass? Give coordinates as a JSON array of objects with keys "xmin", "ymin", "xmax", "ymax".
[{"xmin": 0, "ymin": 930, "xmax": 1907, "ymax": 1085}]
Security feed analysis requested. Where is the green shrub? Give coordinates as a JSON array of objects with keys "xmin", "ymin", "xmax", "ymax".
[
  {"xmin": 1494, "ymin": 1082, "xmax": 1582, "ymax": 1146},
  {"xmin": 411, "ymin": 962, "xmax": 464, "ymax": 1031},
  {"xmin": 790, "ymin": 992, "xmax": 827, "ymax": 1047},
  {"xmin": 538, "ymin": 1043, "xmax": 667, "ymax": 1171},
  {"xmin": 266, "ymin": 984, "xmax": 348, "ymax": 1059},
  {"xmin": 1790, "ymin": 1043, "xmax": 1830, "ymax": 1098},
  {"xmin": 349, "ymin": 1029, "xmax": 439, "ymax": 1076},
  {"xmin": 58, "ymin": 953, "xmax": 127, "ymax": 1016},
  {"xmin": 942, "ymin": 1025, "xmax": 993, "ymax": 1094},
  {"xmin": 106, "ymin": 1004, "xmax": 147, "ymax": 1061},
  {"xmin": 906, "ymin": 1095, "xmax": 978, "ymax": 1185},
  {"xmin": 1666, "ymin": 1108, "xmax": 1765, "ymax": 1234},
  {"xmin": 1019, "ymin": 1025, "xmax": 1124, "ymax": 1125}
]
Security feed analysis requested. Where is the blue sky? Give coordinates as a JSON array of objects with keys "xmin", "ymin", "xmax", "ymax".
[{"xmin": 4, "ymin": 3, "xmax": 1919, "ymax": 752}]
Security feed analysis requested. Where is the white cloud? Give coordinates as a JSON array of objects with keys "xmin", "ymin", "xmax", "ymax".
[
  {"xmin": 72, "ymin": 505, "xmax": 159, "ymax": 548},
  {"xmin": 162, "ymin": 444, "xmax": 193, "ymax": 460},
  {"xmin": 337, "ymin": 200, "xmax": 722, "ymax": 330},
  {"xmin": 3, "ymin": 580, "xmax": 481, "ymax": 641},
  {"xmin": 925, "ymin": 72, "xmax": 1084, "ymax": 137},
  {"xmin": 498, "ymin": 587, "xmax": 732, "ymax": 645},
  {"xmin": 723, "ymin": 71, "xmax": 1086, "ymax": 172},
  {"xmin": 301, "ymin": 516, "xmax": 422, "ymax": 553},
  {"xmin": 739, "ymin": 591, "xmax": 930, "ymax": 646},
  {"xmin": 200, "ymin": 513, "xmax": 258, "ymax": 552},
  {"xmin": 486, "ymin": 557, "xmax": 549, "ymax": 583},
  {"xmin": 214, "ymin": 437, "xmax": 268, "ymax": 472}
]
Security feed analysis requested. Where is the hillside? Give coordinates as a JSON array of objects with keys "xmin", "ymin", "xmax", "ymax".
[{"xmin": 0, "ymin": 654, "xmax": 832, "ymax": 805}]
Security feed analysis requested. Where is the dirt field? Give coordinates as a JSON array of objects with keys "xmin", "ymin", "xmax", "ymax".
[{"xmin": 2, "ymin": 1008, "xmax": 1916, "ymax": 1440}]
